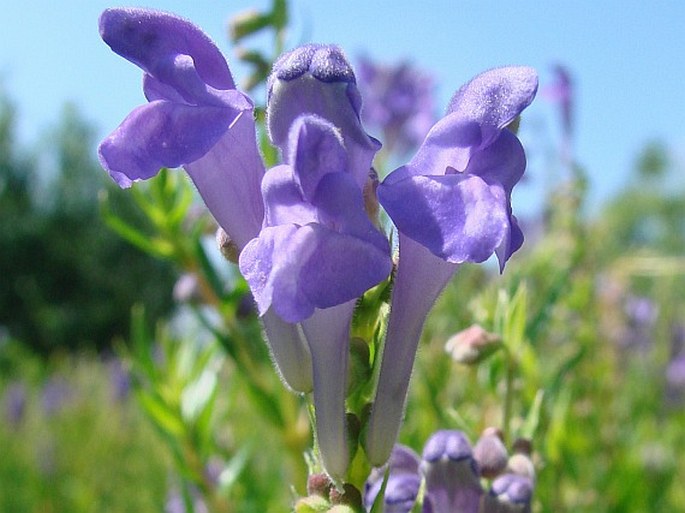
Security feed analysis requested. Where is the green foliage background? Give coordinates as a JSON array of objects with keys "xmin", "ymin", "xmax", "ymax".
[{"xmin": 0, "ymin": 93, "xmax": 176, "ymax": 354}]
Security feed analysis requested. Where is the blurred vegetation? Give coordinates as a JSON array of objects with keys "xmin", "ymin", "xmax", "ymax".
[
  {"xmin": 0, "ymin": 341, "xmax": 169, "ymax": 512},
  {"xmin": 0, "ymin": 91, "xmax": 177, "ymax": 355}
]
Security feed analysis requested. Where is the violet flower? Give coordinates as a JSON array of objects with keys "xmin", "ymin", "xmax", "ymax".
[
  {"xmin": 364, "ymin": 430, "xmax": 484, "ymax": 513},
  {"xmin": 98, "ymin": 8, "xmax": 261, "ymax": 249},
  {"xmin": 98, "ymin": 8, "xmax": 312, "ymax": 394},
  {"xmin": 42, "ymin": 376, "xmax": 71, "ymax": 417},
  {"xmin": 666, "ymin": 343, "xmax": 685, "ymax": 404},
  {"xmin": 240, "ymin": 46, "xmax": 392, "ymax": 479},
  {"xmin": 364, "ymin": 445, "xmax": 422, "ymax": 513},
  {"xmin": 421, "ymin": 430, "xmax": 484, "ymax": 513},
  {"xmin": 239, "ymin": 115, "xmax": 391, "ymax": 323},
  {"xmin": 108, "ymin": 357, "xmax": 131, "ymax": 402},
  {"xmin": 3, "ymin": 381, "xmax": 27, "ymax": 426},
  {"xmin": 542, "ymin": 64, "xmax": 573, "ymax": 142},
  {"xmin": 356, "ymin": 55, "xmax": 436, "ymax": 155},
  {"xmin": 482, "ymin": 474, "xmax": 534, "ymax": 513},
  {"xmin": 365, "ymin": 67, "xmax": 538, "ymax": 465}
]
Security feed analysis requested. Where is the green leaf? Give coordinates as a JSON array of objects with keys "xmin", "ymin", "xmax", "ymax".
[
  {"xmin": 218, "ymin": 446, "xmax": 251, "ymax": 493},
  {"xmin": 181, "ymin": 367, "xmax": 218, "ymax": 424},
  {"xmin": 520, "ymin": 389, "xmax": 545, "ymax": 439},
  {"xmin": 193, "ymin": 236, "xmax": 226, "ymax": 300},
  {"xmin": 136, "ymin": 391, "xmax": 185, "ymax": 438},
  {"xmin": 100, "ymin": 193, "xmax": 173, "ymax": 258}
]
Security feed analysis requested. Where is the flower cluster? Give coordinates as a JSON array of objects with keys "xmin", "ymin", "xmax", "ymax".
[
  {"xmin": 98, "ymin": 7, "xmax": 537, "ymax": 481},
  {"xmin": 364, "ymin": 430, "xmax": 535, "ymax": 513},
  {"xmin": 356, "ymin": 55, "xmax": 436, "ymax": 155}
]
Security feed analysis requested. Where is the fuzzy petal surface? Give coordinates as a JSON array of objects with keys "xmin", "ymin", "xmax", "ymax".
[{"xmin": 379, "ymin": 172, "xmax": 508, "ymax": 264}]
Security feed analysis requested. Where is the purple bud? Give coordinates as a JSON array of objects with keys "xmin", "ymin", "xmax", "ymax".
[
  {"xmin": 473, "ymin": 428, "xmax": 509, "ymax": 479},
  {"xmin": 420, "ymin": 430, "xmax": 483, "ymax": 513},
  {"xmin": 364, "ymin": 445, "xmax": 421, "ymax": 513},
  {"xmin": 483, "ymin": 474, "xmax": 534, "ymax": 513}
]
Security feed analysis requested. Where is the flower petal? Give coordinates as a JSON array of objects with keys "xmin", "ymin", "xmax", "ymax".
[
  {"xmin": 241, "ymin": 222, "xmax": 390, "ymax": 324},
  {"xmin": 495, "ymin": 213, "xmax": 524, "ymax": 271},
  {"xmin": 446, "ymin": 66, "xmax": 538, "ymax": 150},
  {"xmin": 378, "ymin": 172, "xmax": 508, "ymax": 264},
  {"xmin": 239, "ymin": 225, "xmax": 298, "ymax": 318},
  {"xmin": 312, "ymin": 172, "xmax": 390, "ymax": 254},
  {"xmin": 99, "ymin": 7, "xmax": 235, "ymax": 90},
  {"xmin": 364, "ymin": 235, "xmax": 457, "ymax": 466},
  {"xmin": 98, "ymin": 99, "xmax": 243, "ymax": 187},
  {"xmin": 260, "ymin": 309, "xmax": 313, "ymax": 393},
  {"xmin": 267, "ymin": 44, "xmax": 380, "ymax": 189},
  {"xmin": 295, "ymin": 224, "xmax": 391, "ymax": 311},
  {"xmin": 465, "ymin": 129, "xmax": 526, "ymax": 194},
  {"xmin": 289, "ymin": 116, "xmax": 348, "ymax": 201},
  {"xmin": 261, "ymin": 165, "xmax": 318, "ymax": 227}
]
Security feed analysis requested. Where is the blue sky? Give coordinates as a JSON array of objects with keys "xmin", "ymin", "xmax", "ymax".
[{"xmin": 2, "ymin": 0, "xmax": 684, "ymax": 215}]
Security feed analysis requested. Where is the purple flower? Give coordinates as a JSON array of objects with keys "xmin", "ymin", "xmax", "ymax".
[
  {"xmin": 364, "ymin": 445, "xmax": 422, "ymax": 513},
  {"xmin": 3, "ymin": 381, "xmax": 27, "ymax": 426},
  {"xmin": 357, "ymin": 55, "xmax": 436, "ymax": 155},
  {"xmin": 108, "ymin": 357, "xmax": 131, "ymax": 402},
  {"xmin": 165, "ymin": 487, "xmax": 208, "ymax": 513},
  {"xmin": 620, "ymin": 295, "xmax": 658, "ymax": 350},
  {"xmin": 42, "ymin": 376, "xmax": 71, "ymax": 416},
  {"xmin": 666, "ymin": 354, "xmax": 685, "ymax": 389},
  {"xmin": 542, "ymin": 64, "xmax": 573, "ymax": 140},
  {"xmin": 364, "ymin": 430, "xmax": 484, "ymax": 513},
  {"xmin": 98, "ymin": 8, "xmax": 312, "ymax": 395},
  {"xmin": 483, "ymin": 474, "xmax": 534, "ymax": 513},
  {"xmin": 98, "ymin": 8, "xmax": 262, "ymax": 250},
  {"xmin": 240, "ymin": 46, "xmax": 392, "ymax": 479},
  {"xmin": 239, "ymin": 115, "xmax": 391, "ymax": 322},
  {"xmin": 421, "ymin": 430, "xmax": 483, "ymax": 513},
  {"xmin": 365, "ymin": 67, "xmax": 537, "ymax": 465}
]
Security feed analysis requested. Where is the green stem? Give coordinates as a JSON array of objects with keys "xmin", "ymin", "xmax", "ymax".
[{"xmin": 502, "ymin": 345, "xmax": 515, "ymax": 444}]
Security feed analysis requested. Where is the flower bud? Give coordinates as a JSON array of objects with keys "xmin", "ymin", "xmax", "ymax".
[
  {"xmin": 293, "ymin": 495, "xmax": 329, "ymax": 513},
  {"xmin": 329, "ymin": 483, "xmax": 363, "ymax": 510},
  {"xmin": 363, "ymin": 445, "xmax": 421, "ymax": 513},
  {"xmin": 216, "ymin": 227, "xmax": 240, "ymax": 263},
  {"xmin": 483, "ymin": 474, "xmax": 534, "ymax": 513},
  {"xmin": 420, "ymin": 430, "xmax": 483, "ymax": 513},
  {"xmin": 445, "ymin": 324, "xmax": 502, "ymax": 365},
  {"xmin": 473, "ymin": 427, "xmax": 509, "ymax": 479},
  {"xmin": 511, "ymin": 437, "xmax": 533, "ymax": 456},
  {"xmin": 307, "ymin": 473, "xmax": 333, "ymax": 498},
  {"xmin": 506, "ymin": 453, "xmax": 536, "ymax": 482}
]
